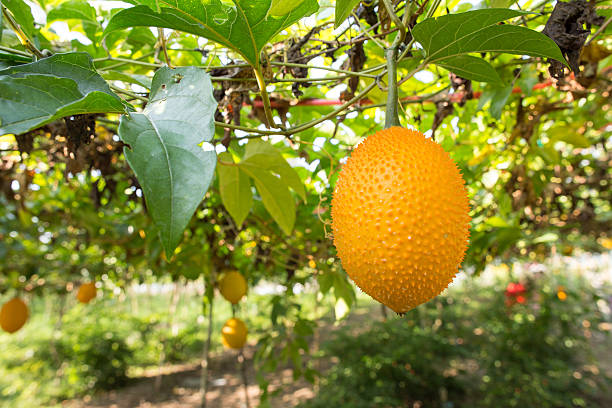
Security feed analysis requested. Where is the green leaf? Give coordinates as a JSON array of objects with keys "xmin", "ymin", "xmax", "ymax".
[
  {"xmin": 269, "ymin": 0, "xmax": 306, "ymax": 17},
  {"xmin": 217, "ymin": 152, "xmax": 253, "ymax": 227},
  {"xmin": 46, "ymin": 0, "xmax": 97, "ymax": 23},
  {"xmin": 0, "ymin": 51, "xmax": 31, "ymax": 65},
  {"xmin": 436, "ymin": 55, "xmax": 501, "ymax": 83},
  {"xmin": 3, "ymin": 0, "xmax": 35, "ymax": 40},
  {"xmin": 485, "ymin": 216, "xmax": 510, "ymax": 228},
  {"xmin": 126, "ymin": 27, "xmax": 156, "ymax": 49},
  {"xmin": 490, "ymin": 0, "xmax": 516, "ymax": 7},
  {"xmin": 333, "ymin": 271, "xmax": 355, "ymax": 308},
  {"xmin": 46, "ymin": 0, "xmax": 102, "ymax": 43},
  {"xmin": 118, "ymin": 67, "xmax": 217, "ymax": 257},
  {"xmin": 533, "ymin": 145, "xmax": 559, "ymax": 164},
  {"xmin": 517, "ymin": 65, "xmax": 538, "ymax": 96},
  {"xmin": 477, "ymin": 84, "xmax": 512, "ymax": 119},
  {"xmin": 317, "ymin": 271, "xmax": 334, "ymax": 294},
  {"xmin": 334, "ymin": 0, "xmax": 361, "ymax": 28},
  {"xmin": 103, "ymin": 0, "xmax": 319, "ymax": 67},
  {"xmin": 0, "ymin": 52, "xmax": 125, "ymax": 135},
  {"xmin": 533, "ymin": 232, "xmax": 558, "ymax": 244},
  {"xmin": 413, "ymin": 8, "xmax": 568, "ymax": 71},
  {"xmin": 242, "ymin": 139, "xmax": 306, "ymax": 200},
  {"xmin": 240, "ymin": 165, "xmax": 295, "ymax": 235},
  {"xmin": 548, "ymin": 126, "xmax": 591, "ymax": 148}
]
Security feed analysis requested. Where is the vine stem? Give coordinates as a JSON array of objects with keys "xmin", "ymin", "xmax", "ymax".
[
  {"xmin": 253, "ymin": 66, "xmax": 276, "ymax": 129},
  {"xmin": 270, "ymin": 61, "xmax": 379, "ymax": 78},
  {"xmin": 382, "ymin": 0, "xmax": 412, "ymax": 128},
  {"xmin": 384, "ymin": 47, "xmax": 401, "ymax": 128},
  {"xmin": 585, "ymin": 15, "xmax": 612, "ymax": 46},
  {"xmin": 109, "ymin": 85, "xmax": 148, "ymax": 102},
  {"xmin": 0, "ymin": 45, "xmax": 31, "ymax": 57},
  {"xmin": 1, "ymin": 6, "xmax": 44, "ymax": 58},
  {"xmin": 381, "ymin": 0, "xmax": 406, "ymax": 41},
  {"xmin": 157, "ymin": 28, "xmax": 173, "ymax": 68}
]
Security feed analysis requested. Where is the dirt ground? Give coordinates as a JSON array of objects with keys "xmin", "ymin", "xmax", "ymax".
[
  {"xmin": 62, "ymin": 346, "xmax": 313, "ymax": 408},
  {"xmin": 62, "ymin": 306, "xmax": 382, "ymax": 408}
]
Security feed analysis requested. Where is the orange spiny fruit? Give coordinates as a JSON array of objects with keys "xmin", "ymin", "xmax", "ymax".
[
  {"xmin": 219, "ymin": 271, "xmax": 247, "ymax": 304},
  {"xmin": 331, "ymin": 127, "xmax": 471, "ymax": 313},
  {"xmin": 221, "ymin": 317, "xmax": 248, "ymax": 349},
  {"xmin": 77, "ymin": 282, "xmax": 97, "ymax": 304},
  {"xmin": 0, "ymin": 297, "xmax": 29, "ymax": 334}
]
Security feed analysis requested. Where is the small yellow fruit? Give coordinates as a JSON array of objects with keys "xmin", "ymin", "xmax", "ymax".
[
  {"xmin": 219, "ymin": 271, "xmax": 247, "ymax": 304},
  {"xmin": 77, "ymin": 282, "xmax": 97, "ymax": 304},
  {"xmin": 0, "ymin": 297, "xmax": 29, "ymax": 334},
  {"xmin": 331, "ymin": 127, "xmax": 471, "ymax": 313},
  {"xmin": 221, "ymin": 317, "xmax": 248, "ymax": 349}
]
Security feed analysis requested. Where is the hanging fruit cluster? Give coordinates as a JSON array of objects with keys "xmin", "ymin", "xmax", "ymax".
[
  {"xmin": 219, "ymin": 271, "xmax": 248, "ymax": 349},
  {"xmin": 1, "ymin": 280, "xmax": 98, "ymax": 335}
]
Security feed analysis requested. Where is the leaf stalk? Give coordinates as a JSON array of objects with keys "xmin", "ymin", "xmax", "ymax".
[{"xmin": 253, "ymin": 65, "xmax": 276, "ymax": 129}]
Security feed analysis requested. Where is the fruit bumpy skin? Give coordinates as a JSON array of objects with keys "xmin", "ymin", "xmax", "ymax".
[
  {"xmin": 0, "ymin": 297, "xmax": 29, "ymax": 334},
  {"xmin": 331, "ymin": 127, "xmax": 471, "ymax": 313}
]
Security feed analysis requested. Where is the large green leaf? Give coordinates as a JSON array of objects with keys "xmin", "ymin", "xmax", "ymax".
[
  {"xmin": 0, "ymin": 52, "xmax": 125, "ymax": 135},
  {"xmin": 412, "ymin": 8, "xmax": 567, "ymax": 82},
  {"xmin": 217, "ymin": 151, "xmax": 253, "ymax": 228},
  {"xmin": 242, "ymin": 139, "xmax": 306, "ymax": 200},
  {"xmin": 118, "ymin": 66, "xmax": 217, "ymax": 257},
  {"xmin": 334, "ymin": 0, "xmax": 361, "ymax": 28},
  {"xmin": 103, "ymin": 0, "xmax": 319, "ymax": 67},
  {"xmin": 240, "ymin": 165, "xmax": 295, "ymax": 235}
]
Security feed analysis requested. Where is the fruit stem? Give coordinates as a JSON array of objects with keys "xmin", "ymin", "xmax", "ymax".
[{"xmin": 384, "ymin": 46, "xmax": 401, "ymax": 128}]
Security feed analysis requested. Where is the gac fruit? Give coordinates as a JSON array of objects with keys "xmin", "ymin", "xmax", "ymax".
[
  {"xmin": 77, "ymin": 282, "xmax": 97, "ymax": 304},
  {"xmin": 221, "ymin": 317, "xmax": 248, "ymax": 349},
  {"xmin": 0, "ymin": 297, "xmax": 29, "ymax": 333},
  {"xmin": 331, "ymin": 127, "xmax": 470, "ymax": 313},
  {"xmin": 219, "ymin": 271, "xmax": 247, "ymax": 304}
]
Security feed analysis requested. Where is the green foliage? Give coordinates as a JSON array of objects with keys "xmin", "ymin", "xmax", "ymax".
[
  {"xmin": 57, "ymin": 311, "xmax": 133, "ymax": 391},
  {"xmin": 334, "ymin": 0, "xmax": 361, "ymax": 27},
  {"xmin": 301, "ymin": 271, "xmax": 611, "ymax": 408},
  {"xmin": 104, "ymin": 0, "xmax": 319, "ymax": 67},
  {"xmin": 0, "ymin": 53, "xmax": 125, "ymax": 134},
  {"xmin": 0, "ymin": 0, "xmax": 611, "ymax": 403},
  {"xmin": 217, "ymin": 151, "xmax": 253, "ymax": 227},
  {"xmin": 118, "ymin": 66, "xmax": 217, "ymax": 257},
  {"xmin": 413, "ymin": 8, "xmax": 567, "ymax": 82}
]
